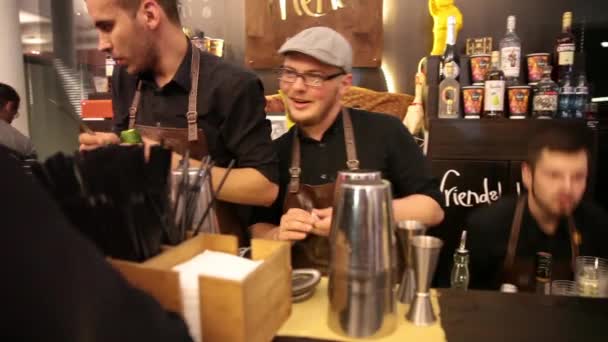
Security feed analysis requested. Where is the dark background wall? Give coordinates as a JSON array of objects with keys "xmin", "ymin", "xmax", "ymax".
[{"xmin": 183, "ymin": 0, "xmax": 608, "ymax": 96}]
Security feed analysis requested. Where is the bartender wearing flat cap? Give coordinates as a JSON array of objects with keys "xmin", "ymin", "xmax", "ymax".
[
  {"xmin": 249, "ymin": 27, "xmax": 444, "ymax": 271},
  {"xmin": 78, "ymin": 0, "xmax": 279, "ymax": 239}
]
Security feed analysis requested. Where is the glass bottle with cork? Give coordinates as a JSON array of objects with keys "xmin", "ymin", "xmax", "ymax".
[
  {"xmin": 483, "ymin": 51, "xmax": 506, "ymax": 118},
  {"xmin": 441, "ymin": 16, "xmax": 460, "ymax": 80}
]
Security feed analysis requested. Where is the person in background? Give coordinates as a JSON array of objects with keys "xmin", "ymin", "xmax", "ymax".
[
  {"xmin": 0, "ymin": 83, "xmax": 36, "ymax": 159},
  {"xmin": 0, "ymin": 144, "xmax": 191, "ymax": 341},
  {"xmin": 467, "ymin": 125, "xmax": 608, "ymax": 291},
  {"xmin": 249, "ymin": 27, "xmax": 444, "ymax": 271}
]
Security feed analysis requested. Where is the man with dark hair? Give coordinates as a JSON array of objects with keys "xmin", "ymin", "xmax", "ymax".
[
  {"xmin": 116, "ymin": 0, "xmax": 181, "ymax": 24},
  {"xmin": 79, "ymin": 0, "xmax": 278, "ymax": 208},
  {"xmin": 0, "ymin": 82, "xmax": 36, "ymax": 158},
  {"xmin": 79, "ymin": 0, "xmax": 279, "ymax": 241},
  {"xmin": 467, "ymin": 125, "xmax": 608, "ymax": 291}
]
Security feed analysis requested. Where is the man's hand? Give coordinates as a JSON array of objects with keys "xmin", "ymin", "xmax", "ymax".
[
  {"xmin": 79, "ymin": 132, "xmax": 120, "ymax": 151},
  {"xmin": 311, "ymin": 207, "xmax": 332, "ymax": 237},
  {"xmin": 274, "ymin": 208, "xmax": 315, "ymax": 241}
]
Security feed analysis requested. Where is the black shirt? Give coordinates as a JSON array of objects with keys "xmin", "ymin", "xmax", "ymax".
[
  {"xmin": 467, "ymin": 195, "xmax": 608, "ymax": 290},
  {"xmin": 0, "ymin": 145, "xmax": 192, "ymax": 341},
  {"xmin": 251, "ymin": 108, "xmax": 442, "ymax": 225},
  {"xmin": 111, "ymin": 41, "xmax": 277, "ymax": 183}
]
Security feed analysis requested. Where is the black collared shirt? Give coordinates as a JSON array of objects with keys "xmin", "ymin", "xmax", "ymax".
[
  {"xmin": 251, "ymin": 108, "xmax": 442, "ymax": 225},
  {"xmin": 466, "ymin": 195, "xmax": 608, "ymax": 290},
  {"xmin": 111, "ymin": 42, "xmax": 277, "ymax": 182}
]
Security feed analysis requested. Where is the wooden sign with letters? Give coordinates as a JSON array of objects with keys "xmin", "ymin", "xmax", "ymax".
[{"xmin": 245, "ymin": 0, "xmax": 383, "ymax": 69}]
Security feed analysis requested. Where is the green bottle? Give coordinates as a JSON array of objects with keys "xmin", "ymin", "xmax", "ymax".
[{"xmin": 450, "ymin": 230, "xmax": 470, "ymax": 290}]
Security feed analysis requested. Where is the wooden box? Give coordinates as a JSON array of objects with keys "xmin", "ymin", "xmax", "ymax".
[{"xmin": 110, "ymin": 234, "xmax": 292, "ymax": 342}]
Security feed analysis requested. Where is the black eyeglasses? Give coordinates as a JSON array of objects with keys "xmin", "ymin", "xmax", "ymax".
[{"xmin": 277, "ymin": 67, "xmax": 345, "ymax": 87}]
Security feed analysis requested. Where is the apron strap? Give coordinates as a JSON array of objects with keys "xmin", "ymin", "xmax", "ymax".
[
  {"xmin": 187, "ymin": 45, "xmax": 201, "ymax": 142},
  {"xmin": 128, "ymin": 81, "xmax": 142, "ymax": 129},
  {"xmin": 504, "ymin": 196, "xmax": 526, "ymax": 273},
  {"xmin": 567, "ymin": 216, "xmax": 581, "ymax": 268},
  {"xmin": 504, "ymin": 195, "xmax": 582, "ymax": 276},
  {"xmin": 127, "ymin": 42, "xmax": 201, "ymax": 142},
  {"xmin": 342, "ymin": 108, "xmax": 359, "ymax": 170},
  {"xmin": 288, "ymin": 129, "xmax": 302, "ymax": 194}
]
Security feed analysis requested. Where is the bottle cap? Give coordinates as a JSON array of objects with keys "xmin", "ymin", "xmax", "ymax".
[
  {"xmin": 457, "ymin": 230, "xmax": 468, "ymax": 253},
  {"xmin": 507, "ymin": 15, "xmax": 516, "ymax": 30}
]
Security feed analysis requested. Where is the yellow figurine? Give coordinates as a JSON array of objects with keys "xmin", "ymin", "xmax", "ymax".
[{"xmin": 429, "ymin": 0, "xmax": 463, "ymax": 56}]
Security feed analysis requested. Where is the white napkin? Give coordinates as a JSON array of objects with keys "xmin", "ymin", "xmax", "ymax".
[{"xmin": 172, "ymin": 251, "xmax": 263, "ymax": 341}]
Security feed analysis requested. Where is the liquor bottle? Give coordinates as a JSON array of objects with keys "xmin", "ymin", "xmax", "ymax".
[
  {"xmin": 499, "ymin": 15, "xmax": 522, "ymax": 86},
  {"xmin": 532, "ymin": 66, "xmax": 559, "ymax": 119},
  {"xmin": 483, "ymin": 51, "xmax": 506, "ymax": 118},
  {"xmin": 441, "ymin": 16, "xmax": 460, "ymax": 80},
  {"xmin": 554, "ymin": 12, "xmax": 576, "ymax": 82},
  {"xmin": 573, "ymin": 74, "xmax": 589, "ymax": 119},
  {"xmin": 438, "ymin": 62, "xmax": 460, "ymax": 118},
  {"xmin": 450, "ymin": 230, "xmax": 470, "ymax": 290},
  {"xmin": 558, "ymin": 73, "xmax": 574, "ymax": 119},
  {"xmin": 534, "ymin": 252, "xmax": 552, "ymax": 295}
]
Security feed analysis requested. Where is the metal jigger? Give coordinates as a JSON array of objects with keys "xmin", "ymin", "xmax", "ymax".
[
  {"xmin": 406, "ymin": 236, "xmax": 443, "ymax": 326},
  {"xmin": 395, "ymin": 221, "xmax": 427, "ymax": 304}
]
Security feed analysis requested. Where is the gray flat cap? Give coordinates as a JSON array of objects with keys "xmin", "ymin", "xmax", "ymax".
[{"xmin": 278, "ymin": 27, "xmax": 353, "ymax": 73}]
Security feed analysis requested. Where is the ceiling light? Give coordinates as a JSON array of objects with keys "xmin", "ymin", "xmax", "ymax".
[
  {"xmin": 601, "ymin": 42, "xmax": 608, "ymax": 48},
  {"xmin": 19, "ymin": 10, "xmax": 51, "ymax": 24},
  {"xmin": 22, "ymin": 36, "xmax": 50, "ymax": 45}
]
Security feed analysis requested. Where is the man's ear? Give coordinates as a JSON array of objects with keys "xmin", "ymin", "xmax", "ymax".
[
  {"xmin": 522, "ymin": 162, "xmax": 533, "ymax": 191},
  {"xmin": 338, "ymin": 73, "xmax": 353, "ymax": 97},
  {"xmin": 139, "ymin": 0, "xmax": 162, "ymax": 30}
]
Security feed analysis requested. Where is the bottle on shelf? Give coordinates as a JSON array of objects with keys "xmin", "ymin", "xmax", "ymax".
[
  {"xmin": 438, "ymin": 62, "xmax": 461, "ymax": 119},
  {"xmin": 450, "ymin": 230, "xmax": 470, "ymax": 290},
  {"xmin": 441, "ymin": 16, "xmax": 460, "ymax": 80},
  {"xmin": 499, "ymin": 15, "xmax": 522, "ymax": 86},
  {"xmin": 483, "ymin": 51, "xmax": 506, "ymax": 118},
  {"xmin": 558, "ymin": 73, "xmax": 575, "ymax": 119},
  {"xmin": 573, "ymin": 74, "xmax": 589, "ymax": 119},
  {"xmin": 554, "ymin": 11, "xmax": 576, "ymax": 82},
  {"xmin": 532, "ymin": 66, "xmax": 559, "ymax": 119}
]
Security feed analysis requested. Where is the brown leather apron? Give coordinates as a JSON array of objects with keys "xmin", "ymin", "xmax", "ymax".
[
  {"xmin": 283, "ymin": 108, "xmax": 359, "ymax": 272},
  {"xmin": 127, "ymin": 44, "xmax": 243, "ymax": 243},
  {"xmin": 500, "ymin": 196, "xmax": 581, "ymax": 292}
]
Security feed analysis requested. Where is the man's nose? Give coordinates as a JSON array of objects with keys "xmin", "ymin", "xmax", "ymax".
[
  {"xmin": 98, "ymin": 35, "xmax": 111, "ymax": 53},
  {"xmin": 291, "ymin": 76, "xmax": 308, "ymax": 91}
]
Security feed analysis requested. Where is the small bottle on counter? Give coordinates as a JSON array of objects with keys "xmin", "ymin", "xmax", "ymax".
[
  {"xmin": 450, "ymin": 230, "xmax": 470, "ymax": 290},
  {"xmin": 534, "ymin": 251, "xmax": 552, "ymax": 295}
]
